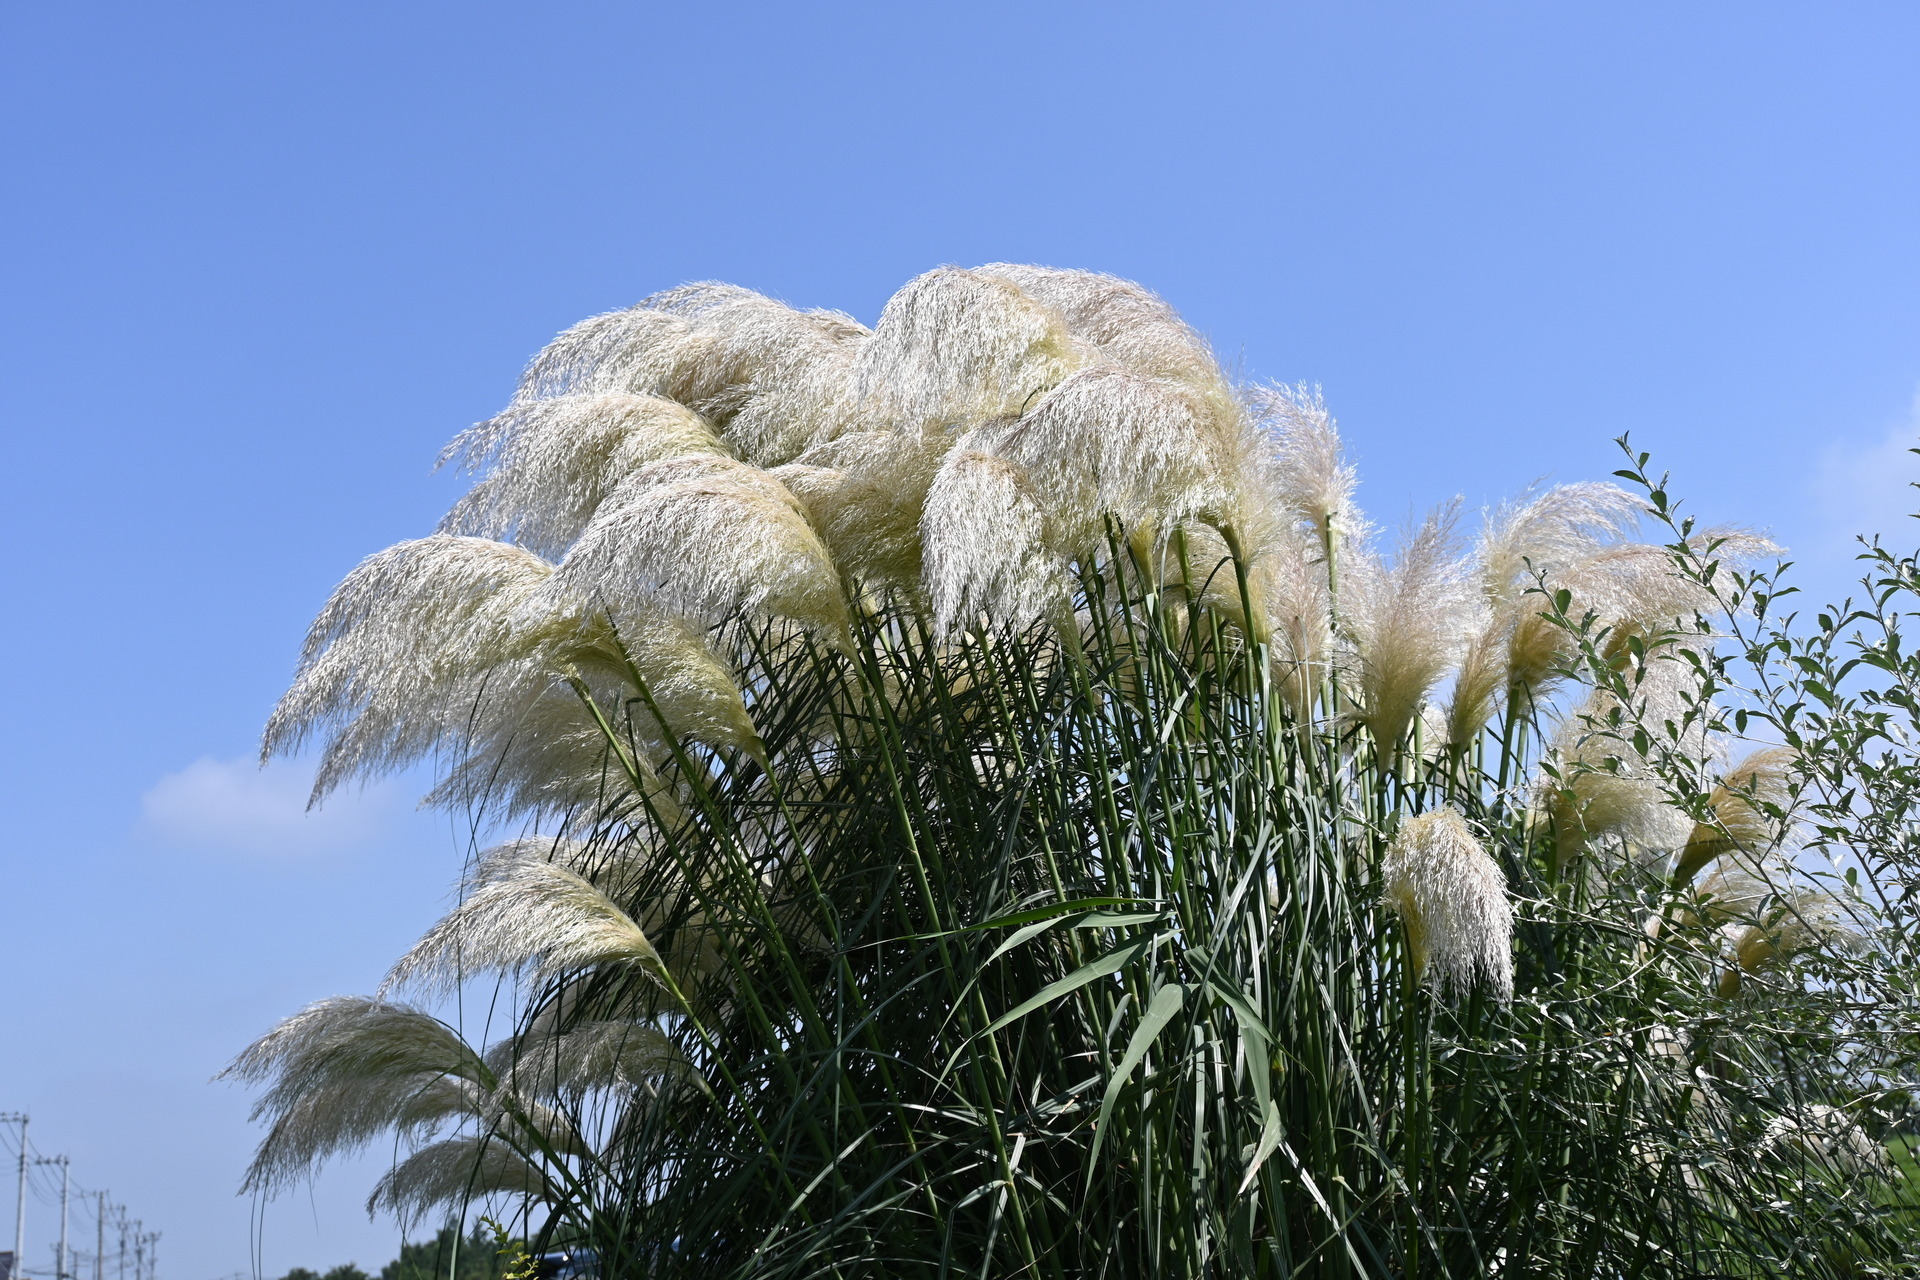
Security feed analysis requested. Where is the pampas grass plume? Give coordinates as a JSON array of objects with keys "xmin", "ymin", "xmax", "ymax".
[{"xmin": 1383, "ymin": 807, "xmax": 1514, "ymax": 1002}]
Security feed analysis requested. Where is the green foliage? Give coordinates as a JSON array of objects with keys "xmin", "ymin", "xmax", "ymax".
[
  {"xmin": 379, "ymin": 1227, "xmax": 517, "ymax": 1280},
  {"xmin": 255, "ymin": 450, "xmax": 1920, "ymax": 1276},
  {"xmin": 278, "ymin": 1225, "xmax": 521, "ymax": 1280},
  {"xmin": 470, "ymin": 473, "xmax": 1920, "ymax": 1276}
]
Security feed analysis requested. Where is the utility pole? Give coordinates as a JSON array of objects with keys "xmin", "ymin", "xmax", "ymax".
[
  {"xmin": 2, "ymin": 1115, "xmax": 25, "ymax": 1280},
  {"xmin": 138, "ymin": 1234, "xmax": 155, "ymax": 1280},
  {"xmin": 35, "ymin": 1158, "xmax": 68, "ymax": 1280},
  {"xmin": 129, "ymin": 1224, "xmax": 141, "ymax": 1280},
  {"xmin": 93, "ymin": 1193, "xmax": 104, "ymax": 1280}
]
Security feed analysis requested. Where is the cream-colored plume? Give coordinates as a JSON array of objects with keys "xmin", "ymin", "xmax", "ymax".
[
  {"xmin": 644, "ymin": 282, "xmax": 868, "ymax": 465},
  {"xmin": 974, "ymin": 264, "xmax": 1227, "ymax": 394},
  {"xmin": 220, "ymin": 997, "xmax": 489, "ymax": 1194},
  {"xmin": 485, "ymin": 1018, "xmax": 682, "ymax": 1100},
  {"xmin": 439, "ymin": 393, "xmax": 727, "ymax": 557},
  {"xmin": 1728, "ymin": 889, "xmax": 1861, "ymax": 982},
  {"xmin": 262, "ymin": 536, "xmax": 556, "ymax": 801},
  {"xmin": 264, "ymin": 534, "xmax": 758, "ymax": 819},
  {"xmin": 517, "ymin": 283, "xmax": 867, "ymax": 466},
  {"xmin": 1382, "ymin": 807, "xmax": 1514, "ymax": 1002},
  {"xmin": 366, "ymin": 1135, "xmax": 554, "ymax": 1227},
  {"xmin": 992, "ymin": 366, "xmax": 1242, "ymax": 547},
  {"xmin": 553, "ymin": 455, "xmax": 848, "ymax": 637},
  {"xmin": 1477, "ymin": 483, "xmax": 1643, "ymax": 609},
  {"xmin": 1690, "ymin": 861, "xmax": 1779, "ymax": 926},
  {"xmin": 921, "ymin": 442, "xmax": 1068, "ymax": 634},
  {"xmin": 1505, "ymin": 530, "xmax": 1779, "ymax": 704},
  {"xmin": 1672, "ymin": 747, "xmax": 1797, "ymax": 885},
  {"xmin": 455, "ymin": 837, "xmax": 726, "ymax": 995},
  {"xmin": 514, "ymin": 304, "xmax": 714, "ymax": 404},
  {"xmin": 852, "ymin": 266, "xmax": 1081, "ymax": 436},
  {"xmin": 1445, "ymin": 483, "xmax": 1643, "ymax": 748},
  {"xmin": 1341, "ymin": 505, "xmax": 1474, "ymax": 759},
  {"xmin": 1246, "ymin": 384, "xmax": 1357, "ymax": 557},
  {"xmin": 772, "ymin": 430, "xmax": 943, "ymax": 589},
  {"xmin": 383, "ymin": 858, "xmax": 667, "ymax": 997},
  {"xmin": 1757, "ymin": 1105, "xmax": 1890, "ymax": 1179}
]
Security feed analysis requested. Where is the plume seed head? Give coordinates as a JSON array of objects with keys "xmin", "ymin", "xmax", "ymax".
[{"xmin": 1382, "ymin": 807, "xmax": 1514, "ymax": 1002}]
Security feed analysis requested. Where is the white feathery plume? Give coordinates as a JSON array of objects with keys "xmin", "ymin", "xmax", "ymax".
[
  {"xmin": 1729, "ymin": 888, "xmax": 1863, "ymax": 983},
  {"xmin": 973, "ymin": 264, "xmax": 1228, "ymax": 394},
  {"xmin": 438, "ymin": 393, "xmax": 727, "ymax": 557},
  {"xmin": 366, "ymin": 1135, "xmax": 554, "ymax": 1227},
  {"xmin": 1689, "ymin": 861, "xmax": 1783, "ymax": 927},
  {"xmin": 262, "ymin": 536, "xmax": 555, "ymax": 801},
  {"xmin": 220, "ymin": 997, "xmax": 488, "ymax": 1194},
  {"xmin": 1246, "ymin": 384, "xmax": 1357, "ymax": 557},
  {"xmin": 417, "ymin": 676, "xmax": 667, "ymax": 829},
  {"xmin": 921, "ymin": 441, "xmax": 1069, "ymax": 635},
  {"xmin": 1506, "ymin": 530, "xmax": 1780, "ymax": 703},
  {"xmin": 1382, "ymin": 807, "xmax": 1514, "ymax": 1002},
  {"xmin": 1444, "ymin": 483, "xmax": 1643, "ymax": 747},
  {"xmin": 772, "ymin": 430, "xmax": 944, "ymax": 590},
  {"xmin": 976, "ymin": 265, "xmax": 1268, "ymax": 541},
  {"xmin": 1340, "ymin": 504, "xmax": 1475, "ymax": 759},
  {"xmin": 1476, "ymin": 483, "xmax": 1643, "ymax": 609},
  {"xmin": 515, "ymin": 284, "xmax": 868, "ymax": 466},
  {"xmin": 1256, "ymin": 525, "xmax": 1337, "ymax": 718},
  {"xmin": 383, "ymin": 858, "xmax": 668, "ymax": 997},
  {"xmin": 1758, "ymin": 1105, "xmax": 1890, "ymax": 1179},
  {"xmin": 514, "ymin": 304, "xmax": 715, "ymax": 404},
  {"xmin": 986, "ymin": 366, "xmax": 1243, "ymax": 548},
  {"xmin": 551, "ymin": 455, "xmax": 849, "ymax": 637},
  {"xmin": 643, "ymin": 282, "xmax": 869, "ymax": 465},
  {"xmin": 443, "ymin": 838, "xmax": 727, "ymax": 1002},
  {"xmin": 1673, "ymin": 747, "xmax": 1798, "ymax": 885},
  {"xmin": 852, "ymin": 266, "xmax": 1082, "ymax": 437},
  {"xmin": 497, "ymin": 590, "xmax": 763, "ymax": 757},
  {"xmin": 266, "ymin": 535, "xmax": 759, "ymax": 818},
  {"xmin": 484, "ymin": 1019, "xmax": 682, "ymax": 1100}
]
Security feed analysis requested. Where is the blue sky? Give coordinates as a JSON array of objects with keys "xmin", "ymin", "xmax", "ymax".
[{"xmin": 2, "ymin": 3, "xmax": 1918, "ymax": 1276}]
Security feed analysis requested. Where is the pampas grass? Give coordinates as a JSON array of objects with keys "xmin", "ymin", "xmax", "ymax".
[{"xmin": 231, "ymin": 265, "xmax": 1918, "ymax": 1279}]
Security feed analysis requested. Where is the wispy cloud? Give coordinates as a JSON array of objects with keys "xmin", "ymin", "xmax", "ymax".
[
  {"xmin": 1815, "ymin": 389, "xmax": 1920, "ymax": 549},
  {"xmin": 141, "ymin": 757, "xmax": 399, "ymax": 856}
]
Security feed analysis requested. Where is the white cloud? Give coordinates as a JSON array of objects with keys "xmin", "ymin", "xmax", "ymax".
[
  {"xmin": 1815, "ymin": 389, "xmax": 1920, "ymax": 547},
  {"xmin": 141, "ymin": 757, "xmax": 398, "ymax": 855}
]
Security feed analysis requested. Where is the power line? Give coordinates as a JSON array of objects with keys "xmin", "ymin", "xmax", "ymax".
[{"xmin": 0, "ymin": 1116, "xmax": 151, "ymax": 1280}]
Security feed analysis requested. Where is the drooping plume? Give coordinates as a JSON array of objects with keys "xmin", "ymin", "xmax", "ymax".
[
  {"xmin": 262, "ymin": 536, "xmax": 556, "ymax": 801},
  {"xmin": 551, "ymin": 455, "xmax": 848, "ymax": 637},
  {"xmin": 773, "ymin": 430, "xmax": 944, "ymax": 591},
  {"xmin": 383, "ymin": 857, "xmax": 668, "ymax": 997},
  {"xmin": 438, "ymin": 393, "xmax": 726, "ymax": 557},
  {"xmin": 516, "ymin": 283, "xmax": 867, "ymax": 467},
  {"xmin": 1539, "ymin": 657, "xmax": 1700, "ymax": 869},
  {"xmin": 921, "ymin": 442, "xmax": 1068, "ymax": 634},
  {"xmin": 367, "ymin": 1136, "xmax": 555, "ymax": 1227},
  {"xmin": 852, "ymin": 266, "xmax": 1081, "ymax": 437},
  {"xmin": 220, "ymin": 997, "xmax": 489, "ymax": 1194},
  {"xmin": 1382, "ymin": 807, "xmax": 1514, "ymax": 1001},
  {"xmin": 1445, "ymin": 483, "xmax": 1642, "ymax": 748}
]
